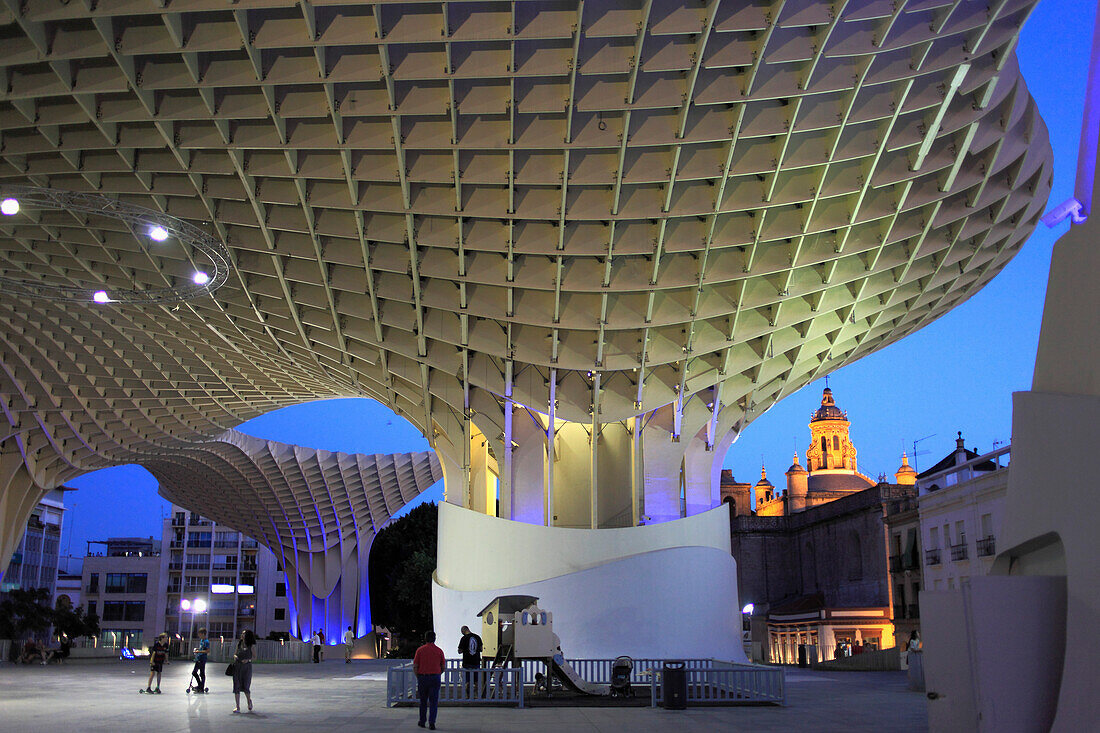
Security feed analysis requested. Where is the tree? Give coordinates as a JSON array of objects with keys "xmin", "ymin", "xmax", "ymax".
[
  {"xmin": 0, "ymin": 587, "xmax": 53, "ymax": 640},
  {"xmin": 368, "ymin": 502, "xmax": 437, "ymax": 646},
  {"xmin": 52, "ymin": 604, "xmax": 100, "ymax": 641}
]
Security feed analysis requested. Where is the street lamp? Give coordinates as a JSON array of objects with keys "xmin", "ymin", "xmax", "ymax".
[{"xmin": 181, "ymin": 597, "xmax": 208, "ymax": 658}]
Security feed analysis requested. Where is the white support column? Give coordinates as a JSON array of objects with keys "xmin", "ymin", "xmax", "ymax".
[
  {"xmin": 590, "ymin": 372, "xmax": 601, "ymax": 529},
  {"xmin": 546, "ymin": 369, "xmax": 556, "ymax": 527}
]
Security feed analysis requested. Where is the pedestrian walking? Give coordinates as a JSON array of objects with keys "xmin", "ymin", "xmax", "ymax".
[
  {"xmin": 232, "ymin": 629, "xmax": 256, "ymax": 713},
  {"xmin": 311, "ymin": 630, "xmax": 321, "ymax": 663},
  {"xmin": 343, "ymin": 626, "xmax": 355, "ymax": 664},
  {"xmin": 144, "ymin": 633, "xmax": 169, "ymax": 693},
  {"xmin": 413, "ymin": 631, "xmax": 445, "ymax": 730},
  {"xmin": 458, "ymin": 625, "xmax": 483, "ymax": 698},
  {"xmin": 190, "ymin": 627, "xmax": 210, "ymax": 693}
]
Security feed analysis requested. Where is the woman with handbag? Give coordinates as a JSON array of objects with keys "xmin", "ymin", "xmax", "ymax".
[{"xmin": 231, "ymin": 629, "xmax": 256, "ymax": 713}]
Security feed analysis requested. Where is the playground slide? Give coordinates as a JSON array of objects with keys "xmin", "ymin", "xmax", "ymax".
[{"xmin": 551, "ymin": 655, "xmax": 609, "ymax": 696}]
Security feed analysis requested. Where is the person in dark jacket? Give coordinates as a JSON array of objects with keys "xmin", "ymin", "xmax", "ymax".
[
  {"xmin": 458, "ymin": 625, "xmax": 483, "ymax": 698},
  {"xmin": 232, "ymin": 629, "xmax": 256, "ymax": 713},
  {"xmin": 145, "ymin": 633, "xmax": 169, "ymax": 693}
]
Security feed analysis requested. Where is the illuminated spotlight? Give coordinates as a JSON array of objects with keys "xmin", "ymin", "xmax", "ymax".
[
  {"xmin": 193, "ymin": 599, "xmax": 207, "ymax": 613},
  {"xmin": 180, "ymin": 599, "xmax": 191, "ymax": 611},
  {"xmin": 192, "ymin": 271, "xmax": 210, "ymax": 285},
  {"xmin": 92, "ymin": 290, "xmax": 111, "ymax": 304},
  {"xmin": 148, "ymin": 224, "xmax": 170, "ymax": 242},
  {"xmin": 742, "ymin": 603, "xmax": 754, "ymax": 615},
  {"xmin": 211, "ymin": 584, "xmax": 234, "ymax": 594},
  {"xmin": 0, "ymin": 198, "xmax": 18, "ymax": 216}
]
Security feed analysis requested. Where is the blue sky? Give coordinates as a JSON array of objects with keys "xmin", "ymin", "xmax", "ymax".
[{"xmin": 59, "ymin": 0, "xmax": 1098, "ymax": 564}]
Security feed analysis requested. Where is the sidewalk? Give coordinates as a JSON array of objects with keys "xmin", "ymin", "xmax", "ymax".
[{"xmin": 0, "ymin": 659, "xmax": 927, "ymax": 731}]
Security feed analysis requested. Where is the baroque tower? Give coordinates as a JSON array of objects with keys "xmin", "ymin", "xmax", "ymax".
[{"xmin": 806, "ymin": 388, "xmax": 858, "ymax": 472}]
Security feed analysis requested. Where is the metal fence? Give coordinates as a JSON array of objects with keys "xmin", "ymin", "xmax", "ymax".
[
  {"xmin": 648, "ymin": 660, "xmax": 785, "ymax": 706},
  {"xmin": 387, "ymin": 664, "xmax": 525, "ymax": 708},
  {"xmin": 386, "ymin": 658, "xmax": 783, "ymax": 708},
  {"xmin": 202, "ymin": 639, "xmax": 313, "ymax": 663}
]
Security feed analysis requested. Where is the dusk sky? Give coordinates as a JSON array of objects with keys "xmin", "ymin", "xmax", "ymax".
[{"xmin": 59, "ymin": 0, "xmax": 1098, "ymax": 567}]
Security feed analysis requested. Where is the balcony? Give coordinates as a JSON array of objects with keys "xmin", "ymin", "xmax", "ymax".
[
  {"xmin": 214, "ymin": 540, "xmax": 237, "ymax": 548},
  {"xmin": 169, "ymin": 540, "xmax": 184, "ymax": 549},
  {"xmin": 977, "ymin": 536, "xmax": 996, "ymax": 557},
  {"xmin": 889, "ymin": 555, "xmax": 902, "ymax": 573},
  {"xmin": 951, "ymin": 542, "xmax": 969, "ymax": 562},
  {"xmin": 241, "ymin": 540, "xmax": 258, "ymax": 549},
  {"xmin": 168, "ymin": 562, "xmax": 183, "ymax": 571},
  {"xmin": 212, "ymin": 563, "xmax": 238, "ymax": 571},
  {"xmin": 925, "ymin": 549, "xmax": 941, "ymax": 566}
]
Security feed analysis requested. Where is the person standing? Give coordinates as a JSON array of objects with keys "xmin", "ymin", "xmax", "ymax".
[
  {"xmin": 343, "ymin": 626, "xmax": 355, "ymax": 664},
  {"xmin": 190, "ymin": 627, "xmax": 210, "ymax": 692},
  {"xmin": 311, "ymin": 630, "xmax": 321, "ymax": 663},
  {"xmin": 232, "ymin": 629, "xmax": 256, "ymax": 713},
  {"xmin": 144, "ymin": 633, "xmax": 169, "ymax": 693},
  {"xmin": 412, "ymin": 631, "xmax": 445, "ymax": 730},
  {"xmin": 458, "ymin": 625, "xmax": 483, "ymax": 698},
  {"xmin": 318, "ymin": 629, "xmax": 325, "ymax": 661}
]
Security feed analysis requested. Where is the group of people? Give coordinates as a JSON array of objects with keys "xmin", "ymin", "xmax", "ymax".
[
  {"xmin": 140, "ymin": 626, "xmax": 255, "ymax": 713},
  {"xmin": 14, "ymin": 634, "xmax": 72, "ymax": 665},
  {"xmin": 409, "ymin": 624, "xmax": 484, "ymax": 730}
]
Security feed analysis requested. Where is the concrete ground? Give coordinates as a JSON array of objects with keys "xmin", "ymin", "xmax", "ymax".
[{"xmin": 0, "ymin": 658, "xmax": 927, "ymax": 732}]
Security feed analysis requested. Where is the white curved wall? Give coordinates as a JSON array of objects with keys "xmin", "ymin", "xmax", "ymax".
[
  {"xmin": 435, "ymin": 501, "xmax": 732, "ymax": 591},
  {"xmin": 433, "ymin": 504, "xmax": 746, "ymax": 662}
]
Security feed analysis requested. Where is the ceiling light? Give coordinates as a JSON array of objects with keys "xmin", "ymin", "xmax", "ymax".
[
  {"xmin": 148, "ymin": 224, "xmax": 169, "ymax": 242},
  {"xmin": 192, "ymin": 271, "xmax": 210, "ymax": 285},
  {"xmin": 1, "ymin": 198, "xmax": 18, "ymax": 216},
  {"xmin": 92, "ymin": 290, "xmax": 110, "ymax": 304}
]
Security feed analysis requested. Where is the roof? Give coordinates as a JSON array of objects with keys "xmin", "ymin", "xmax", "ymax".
[
  {"xmin": 811, "ymin": 388, "xmax": 847, "ymax": 423},
  {"xmin": 917, "ymin": 449, "xmax": 998, "ymax": 479},
  {"xmin": 808, "ymin": 473, "xmax": 876, "ymax": 492},
  {"xmin": 770, "ymin": 593, "xmax": 826, "ymax": 615},
  {"xmin": 478, "ymin": 595, "xmax": 540, "ymax": 618}
]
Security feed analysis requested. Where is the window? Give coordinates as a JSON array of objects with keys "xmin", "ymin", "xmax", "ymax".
[
  {"xmin": 87, "ymin": 601, "xmax": 96, "ymax": 616},
  {"xmin": 88, "ymin": 573, "xmax": 99, "ymax": 593},
  {"xmin": 274, "ymin": 608, "xmax": 286, "ymax": 621},
  {"xmin": 955, "ymin": 520, "xmax": 966, "ymax": 547},
  {"xmin": 275, "ymin": 582, "xmax": 286, "ymax": 597},
  {"xmin": 124, "ymin": 601, "xmax": 145, "ymax": 622},
  {"xmin": 929, "ymin": 527, "xmax": 939, "ymax": 550},
  {"xmin": 832, "ymin": 435, "xmax": 840, "ymax": 451},
  {"xmin": 980, "ymin": 513, "xmax": 993, "ymax": 539},
  {"xmin": 103, "ymin": 601, "xmax": 125, "ymax": 621},
  {"xmin": 185, "ymin": 553, "xmax": 210, "ymax": 570},
  {"xmin": 188, "ymin": 532, "xmax": 212, "ymax": 548},
  {"xmin": 105, "ymin": 573, "xmax": 147, "ymax": 594}
]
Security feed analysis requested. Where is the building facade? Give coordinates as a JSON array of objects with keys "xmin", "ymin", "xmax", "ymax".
[
  {"xmin": 80, "ymin": 507, "xmax": 291, "ymax": 650},
  {"xmin": 917, "ymin": 438, "xmax": 1010, "ymax": 592},
  {"xmin": 82, "ymin": 537, "xmax": 164, "ymax": 649},
  {"xmin": 160, "ymin": 506, "xmax": 289, "ymax": 643},
  {"xmin": 0, "ymin": 487, "xmax": 68, "ymax": 598},
  {"xmin": 883, "ymin": 467, "xmax": 922, "ymax": 645}
]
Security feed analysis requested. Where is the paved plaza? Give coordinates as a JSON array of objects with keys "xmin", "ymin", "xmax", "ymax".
[{"xmin": 0, "ymin": 658, "xmax": 927, "ymax": 732}]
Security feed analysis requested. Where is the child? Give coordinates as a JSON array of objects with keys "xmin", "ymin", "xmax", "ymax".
[
  {"xmin": 145, "ymin": 633, "xmax": 169, "ymax": 693},
  {"xmin": 190, "ymin": 628, "xmax": 210, "ymax": 692}
]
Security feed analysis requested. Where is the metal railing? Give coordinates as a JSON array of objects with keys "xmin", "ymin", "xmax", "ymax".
[
  {"xmin": 200, "ymin": 639, "xmax": 313, "ymax": 663},
  {"xmin": 387, "ymin": 664, "xmax": 525, "ymax": 708},
  {"xmin": 386, "ymin": 658, "xmax": 782, "ymax": 708},
  {"xmin": 951, "ymin": 542, "xmax": 968, "ymax": 561},
  {"xmin": 648, "ymin": 661, "xmax": 785, "ymax": 706},
  {"xmin": 925, "ymin": 548, "xmax": 941, "ymax": 565},
  {"xmin": 977, "ymin": 536, "xmax": 996, "ymax": 557}
]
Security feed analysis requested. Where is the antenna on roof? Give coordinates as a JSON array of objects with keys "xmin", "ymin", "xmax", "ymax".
[{"xmin": 911, "ymin": 434, "xmax": 936, "ymax": 472}]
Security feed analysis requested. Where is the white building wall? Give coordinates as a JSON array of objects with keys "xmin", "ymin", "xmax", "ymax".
[{"xmin": 918, "ymin": 453, "xmax": 1009, "ymax": 592}]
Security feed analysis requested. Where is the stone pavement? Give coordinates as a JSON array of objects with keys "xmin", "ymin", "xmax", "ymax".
[{"xmin": 0, "ymin": 658, "xmax": 927, "ymax": 732}]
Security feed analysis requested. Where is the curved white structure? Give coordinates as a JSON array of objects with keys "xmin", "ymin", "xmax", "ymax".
[{"xmin": 433, "ymin": 501, "xmax": 746, "ymax": 661}]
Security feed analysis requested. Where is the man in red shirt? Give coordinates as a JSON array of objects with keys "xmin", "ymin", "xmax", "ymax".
[{"xmin": 412, "ymin": 631, "xmax": 446, "ymax": 730}]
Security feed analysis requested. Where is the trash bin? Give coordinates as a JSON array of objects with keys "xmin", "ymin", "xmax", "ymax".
[{"xmin": 662, "ymin": 660, "xmax": 687, "ymax": 710}]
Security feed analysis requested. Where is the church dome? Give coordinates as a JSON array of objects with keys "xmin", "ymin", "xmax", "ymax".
[
  {"xmin": 754, "ymin": 466, "xmax": 773, "ymax": 488},
  {"xmin": 786, "ymin": 454, "xmax": 807, "ymax": 475},
  {"xmin": 810, "ymin": 387, "xmax": 846, "ymax": 422},
  {"xmin": 894, "ymin": 452, "xmax": 917, "ymax": 485}
]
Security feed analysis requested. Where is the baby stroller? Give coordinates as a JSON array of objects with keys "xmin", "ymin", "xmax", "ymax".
[{"xmin": 609, "ymin": 656, "xmax": 634, "ymax": 697}]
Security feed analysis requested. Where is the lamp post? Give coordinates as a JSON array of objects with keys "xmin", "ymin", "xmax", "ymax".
[{"xmin": 180, "ymin": 597, "xmax": 208, "ymax": 659}]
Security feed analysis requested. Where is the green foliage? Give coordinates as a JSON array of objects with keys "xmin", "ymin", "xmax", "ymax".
[
  {"xmin": 368, "ymin": 502, "xmax": 437, "ymax": 642},
  {"xmin": 0, "ymin": 587, "xmax": 54, "ymax": 639},
  {"xmin": 52, "ymin": 604, "xmax": 100, "ymax": 640}
]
